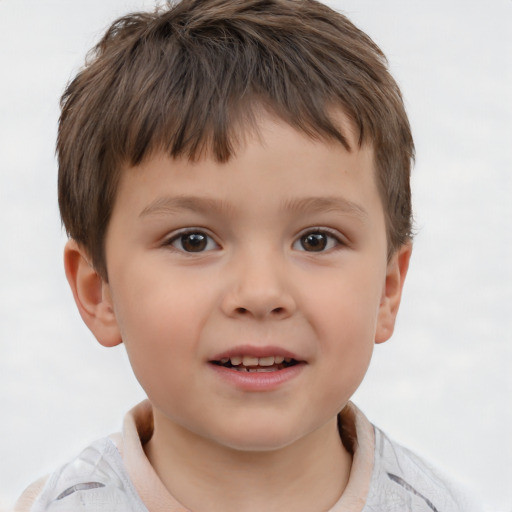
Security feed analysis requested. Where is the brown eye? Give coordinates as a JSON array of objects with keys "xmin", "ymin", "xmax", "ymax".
[
  {"xmin": 300, "ymin": 232, "xmax": 328, "ymax": 251},
  {"xmin": 169, "ymin": 231, "xmax": 218, "ymax": 253},
  {"xmin": 181, "ymin": 233, "xmax": 207, "ymax": 252},
  {"xmin": 293, "ymin": 230, "xmax": 341, "ymax": 252}
]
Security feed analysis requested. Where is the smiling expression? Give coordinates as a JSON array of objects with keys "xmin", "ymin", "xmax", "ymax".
[{"xmin": 97, "ymin": 112, "xmax": 405, "ymax": 451}]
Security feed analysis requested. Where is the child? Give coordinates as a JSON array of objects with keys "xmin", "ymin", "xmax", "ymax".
[{"xmin": 15, "ymin": 0, "xmax": 476, "ymax": 510}]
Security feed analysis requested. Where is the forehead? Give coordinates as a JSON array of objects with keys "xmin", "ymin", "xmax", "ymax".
[
  {"xmin": 109, "ymin": 113, "xmax": 383, "ymax": 234},
  {"xmin": 142, "ymin": 107, "xmax": 368, "ymax": 170}
]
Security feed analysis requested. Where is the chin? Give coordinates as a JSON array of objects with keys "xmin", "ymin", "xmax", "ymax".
[
  {"xmin": 207, "ymin": 421, "xmax": 307, "ymax": 453},
  {"xmin": 218, "ymin": 436, "xmax": 298, "ymax": 453}
]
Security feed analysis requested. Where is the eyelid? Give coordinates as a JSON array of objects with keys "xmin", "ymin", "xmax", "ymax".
[
  {"xmin": 163, "ymin": 228, "xmax": 220, "ymax": 252},
  {"xmin": 292, "ymin": 227, "xmax": 346, "ymax": 251}
]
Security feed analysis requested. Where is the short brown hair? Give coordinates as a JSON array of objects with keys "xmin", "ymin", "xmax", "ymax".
[{"xmin": 58, "ymin": 0, "xmax": 414, "ymax": 278}]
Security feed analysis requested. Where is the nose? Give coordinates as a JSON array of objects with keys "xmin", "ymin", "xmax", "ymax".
[{"xmin": 220, "ymin": 248, "xmax": 297, "ymax": 320}]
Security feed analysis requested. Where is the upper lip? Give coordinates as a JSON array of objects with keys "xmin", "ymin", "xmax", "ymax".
[{"xmin": 210, "ymin": 345, "xmax": 303, "ymax": 362}]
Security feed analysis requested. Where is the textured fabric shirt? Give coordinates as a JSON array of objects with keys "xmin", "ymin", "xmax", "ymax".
[{"xmin": 14, "ymin": 400, "xmax": 477, "ymax": 512}]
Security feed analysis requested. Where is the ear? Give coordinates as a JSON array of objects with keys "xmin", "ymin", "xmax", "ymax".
[
  {"xmin": 375, "ymin": 243, "xmax": 412, "ymax": 344},
  {"xmin": 63, "ymin": 239, "xmax": 122, "ymax": 347}
]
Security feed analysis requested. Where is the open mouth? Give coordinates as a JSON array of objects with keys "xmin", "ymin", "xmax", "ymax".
[{"xmin": 211, "ymin": 355, "xmax": 299, "ymax": 373}]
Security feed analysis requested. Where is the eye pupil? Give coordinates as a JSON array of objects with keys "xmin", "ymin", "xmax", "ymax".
[
  {"xmin": 301, "ymin": 233, "xmax": 327, "ymax": 251},
  {"xmin": 181, "ymin": 233, "xmax": 207, "ymax": 252}
]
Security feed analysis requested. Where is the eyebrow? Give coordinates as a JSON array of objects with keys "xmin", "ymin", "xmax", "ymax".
[
  {"xmin": 139, "ymin": 195, "xmax": 368, "ymax": 221},
  {"xmin": 283, "ymin": 196, "xmax": 368, "ymax": 220},
  {"xmin": 139, "ymin": 196, "xmax": 235, "ymax": 218}
]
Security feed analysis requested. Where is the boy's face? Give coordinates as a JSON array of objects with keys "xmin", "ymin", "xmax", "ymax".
[{"xmin": 88, "ymin": 113, "xmax": 408, "ymax": 451}]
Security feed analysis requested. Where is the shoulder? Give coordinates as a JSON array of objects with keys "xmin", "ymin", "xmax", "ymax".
[
  {"xmin": 13, "ymin": 476, "xmax": 48, "ymax": 512},
  {"xmin": 13, "ymin": 437, "xmax": 147, "ymax": 512},
  {"xmin": 364, "ymin": 426, "xmax": 480, "ymax": 512}
]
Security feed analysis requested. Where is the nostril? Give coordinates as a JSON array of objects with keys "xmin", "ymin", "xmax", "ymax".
[
  {"xmin": 236, "ymin": 307, "xmax": 248, "ymax": 314},
  {"xmin": 272, "ymin": 307, "xmax": 284, "ymax": 314}
]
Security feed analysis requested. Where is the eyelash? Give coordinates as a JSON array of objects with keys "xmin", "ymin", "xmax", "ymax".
[
  {"xmin": 292, "ymin": 228, "xmax": 344, "ymax": 253},
  {"xmin": 164, "ymin": 227, "xmax": 345, "ymax": 254},
  {"xmin": 164, "ymin": 229, "xmax": 219, "ymax": 253}
]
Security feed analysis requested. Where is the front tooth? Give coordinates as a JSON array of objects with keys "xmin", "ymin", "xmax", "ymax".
[
  {"xmin": 242, "ymin": 356, "xmax": 259, "ymax": 366},
  {"xmin": 274, "ymin": 356, "xmax": 284, "ymax": 364},
  {"xmin": 258, "ymin": 356, "xmax": 275, "ymax": 366},
  {"xmin": 230, "ymin": 356, "xmax": 242, "ymax": 366}
]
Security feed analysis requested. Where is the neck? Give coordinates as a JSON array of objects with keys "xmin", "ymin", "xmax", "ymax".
[{"xmin": 144, "ymin": 410, "xmax": 352, "ymax": 512}]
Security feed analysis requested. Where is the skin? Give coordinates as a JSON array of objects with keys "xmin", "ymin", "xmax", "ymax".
[{"xmin": 65, "ymin": 112, "xmax": 411, "ymax": 512}]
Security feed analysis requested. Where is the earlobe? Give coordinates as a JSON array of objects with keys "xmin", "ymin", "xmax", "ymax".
[
  {"xmin": 375, "ymin": 243, "xmax": 412, "ymax": 344},
  {"xmin": 64, "ymin": 239, "xmax": 122, "ymax": 347}
]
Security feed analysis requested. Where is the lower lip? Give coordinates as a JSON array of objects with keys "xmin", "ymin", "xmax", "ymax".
[{"xmin": 209, "ymin": 363, "xmax": 305, "ymax": 391}]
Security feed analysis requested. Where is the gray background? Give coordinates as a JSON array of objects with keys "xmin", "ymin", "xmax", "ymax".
[{"xmin": 0, "ymin": 0, "xmax": 510, "ymax": 510}]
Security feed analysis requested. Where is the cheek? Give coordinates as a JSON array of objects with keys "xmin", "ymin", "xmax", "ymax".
[
  {"xmin": 319, "ymin": 305, "xmax": 376, "ymax": 371},
  {"xmin": 313, "ymin": 269, "xmax": 383, "ymax": 339},
  {"xmin": 109, "ymin": 267, "xmax": 214, "ymax": 387},
  {"xmin": 309, "ymin": 267, "xmax": 383, "ymax": 378},
  {"xmin": 315, "ymin": 298, "xmax": 376, "ymax": 409},
  {"xmin": 113, "ymin": 256, "xmax": 208, "ymax": 333}
]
